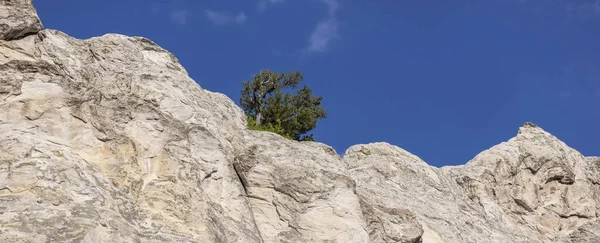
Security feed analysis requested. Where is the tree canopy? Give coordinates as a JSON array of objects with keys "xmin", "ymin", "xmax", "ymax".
[{"xmin": 240, "ymin": 70, "xmax": 326, "ymax": 141}]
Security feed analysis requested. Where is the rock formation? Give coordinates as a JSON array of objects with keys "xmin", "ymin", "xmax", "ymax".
[
  {"xmin": 0, "ymin": 1, "xmax": 598, "ymax": 242},
  {"xmin": 0, "ymin": 0, "xmax": 43, "ymax": 41}
]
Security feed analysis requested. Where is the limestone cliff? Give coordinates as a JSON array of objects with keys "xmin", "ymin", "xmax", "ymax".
[{"xmin": 0, "ymin": 1, "xmax": 598, "ymax": 242}]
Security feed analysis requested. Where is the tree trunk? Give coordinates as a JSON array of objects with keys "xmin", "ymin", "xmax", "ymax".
[
  {"xmin": 256, "ymin": 108, "xmax": 264, "ymax": 126},
  {"xmin": 255, "ymin": 80, "xmax": 267, "ymax": 126}
]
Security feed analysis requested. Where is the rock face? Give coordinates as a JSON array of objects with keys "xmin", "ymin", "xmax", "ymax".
[
  {"xmin": 1, "ymin": 1, "xmax": 599, "ymax": 243},
  {"xmin": 0, "ymin": 0, "xmax": 43, "ymax": 40},
  {"xmin": 343, "ymin": 123, "xmax": 600, "ymax": 243},
  {"xmin": 234, "ymin": 131, "xmax": 369, "ymax": 242},
  {"xmin": 445, "ymin": 123, "xmax": 600, "ymax": 241}
]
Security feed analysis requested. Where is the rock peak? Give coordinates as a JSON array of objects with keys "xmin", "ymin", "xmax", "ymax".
[
  {"xmin": 0, "ymin": 0, "xmax": 44, "ymax": 40},
  {"xmin": 522, "ymin": 121, "xmax": 538, "ymax": 128},
  {"xmin": 517, "ymin": 121, "xmax": 550, "ymax": 137}
]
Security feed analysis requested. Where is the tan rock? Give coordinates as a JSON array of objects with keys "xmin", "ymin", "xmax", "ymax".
[
  {"xmin": 234, "ymin": 131, "xmax": 369, "ymax": 242},
  {"xmin": 1, "ymin": 1, "xmax": 600, "ymax": 242},
  {"xmin": 1, "ymin": 1, "xmax": 257, "ymax": 241},
  {"xmin": 0, "ymin": 0, "xmax": 43, "ymax": 40}
]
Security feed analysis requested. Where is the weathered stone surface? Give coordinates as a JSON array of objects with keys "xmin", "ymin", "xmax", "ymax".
[
  {"xmin": 234, "ymin": 131, "xmax": 369, "ymax": 242},
  {"xmin": 345, "ymin": 142, "xmax": 534, "ymax": 243},
  {"xmin": 561, "ymin": 219, "xmax": 600, "ymax": 242},
  {"xmin": 1, "ymin": 1, "xmax": 600, "ymax": 242},
  {"xmin": 0, "ymin": 0, "xmax": 43, "ymax": 40},
  {"xmin": 0, "ymin": 6, "xmax": 259, "ymax": 241},
  {"xmin": 445, "ymin": 123, "xmax": 600, "ymax": 242},
  {"xmin": 344, "ymin": 124, "xmax": 600, "ymax": 243}
]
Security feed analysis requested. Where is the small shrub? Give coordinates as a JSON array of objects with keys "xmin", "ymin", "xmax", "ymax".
[
  {"xmin": 53, "ymin": 150, "xmax": 63, "ymax": 157},
  {"xmin": 247, "ymin": 117, "xmax": 292, "ymax": 140}
]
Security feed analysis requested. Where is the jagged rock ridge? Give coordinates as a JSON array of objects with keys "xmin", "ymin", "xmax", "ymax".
[{"xmin": 1, "ymin": 1, "xmax": 599, "ymax": 242}]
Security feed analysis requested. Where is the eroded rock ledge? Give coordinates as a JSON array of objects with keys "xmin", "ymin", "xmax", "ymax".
[{"xmin": 0, "ymin": 1, "xmax": 598, "ymax": 243}]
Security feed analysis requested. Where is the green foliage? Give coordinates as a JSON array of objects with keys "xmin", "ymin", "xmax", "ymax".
[
  {"xmin": 246, "ymin": 117, "xmax": 292, "ymax": 140},
  {"xmin": 53, "ymin": 150, "xmax": 63, "ymax": 157},
  {"xmin": 241, "ymin": 70, "xmax": 326, "ymax": 141}
]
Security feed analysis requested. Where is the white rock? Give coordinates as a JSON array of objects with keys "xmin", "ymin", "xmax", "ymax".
[
  {"xmin": 1, "ymin": 1, "xmax": 599, "ymax": 242},
  {"xmin": 235, "ymin": 131, "xmax": 369, "ymax": 242}
]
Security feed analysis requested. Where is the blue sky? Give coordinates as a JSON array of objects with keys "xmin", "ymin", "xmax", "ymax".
[{"xmin": 34, "ymin": 0, "xmax": 600, "ymax": 166}]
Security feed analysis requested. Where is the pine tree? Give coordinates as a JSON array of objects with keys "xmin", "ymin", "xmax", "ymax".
[{"xmin": 240, "ymin": 70, "xmax": 326, "ymax": 141}]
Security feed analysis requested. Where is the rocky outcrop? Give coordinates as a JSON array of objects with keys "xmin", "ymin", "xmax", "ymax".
[
  {"xmin": 343, "ymin": 123, "xmax": 600, "ymax": 243},
  {"xmin": 0, "ymin": 0, "xmax": 43, "ymax": 40},
  {"xmin": 562, "ymin": 219, "xmax": 600, "ymax": 242},
  {"xmin": 345, "ymin": 143, "xmax": 536, "ymax": 243},
  {"xmin": 446, "ymin": 122, "xmax": 600, "ymax": 240},
  {"xmin": 1, "ymin": 1, "xmax": 258, "ymax": 242},
  {"xmin": 234, "ymin": 131, "xmax": 369, "ymax": 242},
  {"xmin": 1, "ymin": 1, "xmax": 599, "ymax": 242}
]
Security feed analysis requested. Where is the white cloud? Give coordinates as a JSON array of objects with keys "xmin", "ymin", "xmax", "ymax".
[
  {"xmin": 306, "ymin": 0, "xmax": 340, "ymax": 53},
  {"xmin": 307, "ymin": 18, "xmax": 339, "ymax": 52},
  {"xmin": 205, "ymin": 10, "xmax": 247, "ymax": 26},
  {"xmin": 171, "ymin": 10, "xmax": 189, "ymax": 26},
  {"xmin": 321, "ymin": 0, "xmax": 340, "ymax": 16},
  {"xmin": 236, "ymin": 12, "xmax": 248, "ymax": 24},
  {"xmin": 258, "ymin": 0, "xmax": 285, "ymax": 12}
]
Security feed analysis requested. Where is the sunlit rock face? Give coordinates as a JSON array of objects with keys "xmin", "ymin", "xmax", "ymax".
[{"xmin": 1, "ymin": 1, "xmax": 599, "ymax": 243}]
